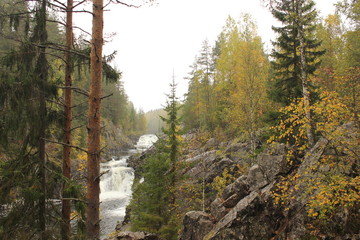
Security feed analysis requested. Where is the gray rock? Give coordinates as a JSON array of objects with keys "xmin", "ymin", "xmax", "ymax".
[
  {"xmin": 225, "ymin": 142, "xmax": 250, "ymax": 153},
  {"xmin": 222, "ymin": 193, "xmax": 242, "ymax": 208},
  {"xmin": 247, "ymin": 164, "xmax": 268, "ymax": 191},
  {"xmin": 179, "ymin": 211, "xmax": 214, "ymax": 240},
  {"xmin": 257, "ymin": 143, "xmax": 289, "ymax": 182},
  {"xmin": 221, "ymin": 175, "xmax": 249, "ymax": 201},
  {"xmin": 204, "ymin": 182, "xmax": 282, "ymax": 240},
  {"xmin": 203, "ymin": 138, "xmax": 219, "ymax": 151},
  {"xmin": 210, "ymin": 198, "xmax": 227, "ymax": 221},
  {"xmin": 205, "ymin": 158, "xmax": 234, "ymax": 183},
  {"xmin": 104, "ymin": 231, "xmax": 161, "ymax": 240},
  {"xmin": 184, "ymin": 150, "xmax": 217, "ymax": 178}
]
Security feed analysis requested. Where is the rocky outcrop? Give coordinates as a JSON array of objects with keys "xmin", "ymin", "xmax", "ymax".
[
  {"xmin": 179, "ymin": 123, "xmax": 360, "ymax": 240},
  {"xmin": 205, "ymin": 183, "xmax": 282, "ymax": 240},
  {"xmin": 127, "ymin": 145, "xmax": 156, "ymax": 175},
  {"xmin": 183, "ymin": 150, "xmax": 235, "ymax": 185},
  {"xmin": 180, "ymin": 211, "xmax": 214, "ymax": 240},
  {"xmin": 180, "ymin": 142, "xmax": 288, "ymax": 240},
  {"xmin": 103, "ymin": 119, "xmax": 135, "ymax": 159},
  {"xmin": 180, "ymin": 125, "xmax": 360, "ymax": 239},
  {"xmin": 104, "ymin": 231, "xmax": 162, "ymax": 240}
]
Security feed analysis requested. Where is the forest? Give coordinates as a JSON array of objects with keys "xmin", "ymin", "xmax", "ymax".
[{"xmin": 0, "ymin": 0, "xmax": 359, "ymax": 240}]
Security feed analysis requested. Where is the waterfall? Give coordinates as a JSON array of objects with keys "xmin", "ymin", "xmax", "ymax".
[{"xmin": 100, "ymin": 134, "xmax": 158, "ymax": 238}]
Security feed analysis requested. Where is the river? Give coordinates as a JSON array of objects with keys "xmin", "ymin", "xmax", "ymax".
[{"xmin": 99, "ymin": 134, "xmax": 158, "ymax": 238}]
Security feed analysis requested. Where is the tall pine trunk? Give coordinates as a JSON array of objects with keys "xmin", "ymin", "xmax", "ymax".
[
  {"xmin": 86, "ymin": 0, "xmax": 103, "ymax": 238},
  {"xmin": 61, "ymin": 0, "xmax": 73, "ymax": 238}
]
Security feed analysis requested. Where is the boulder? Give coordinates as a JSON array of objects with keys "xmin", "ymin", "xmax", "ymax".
[
  {"xmin": 246, "ymin": 164, "xmax": 268, "ymax": 191},
  {"xmin": 204, "ymin": 183, "xmax": 282, "ymax": 240},
  {"xmin": 225, "ymin": 142, "xmax": 253, "ymax": 163},
  {"xmin": 210, "ymin": 198, "xmax": 227, "ymax": 221},
  {"xmin": 221, "ymin": 175, "xmax": 249, "ymax": 201},
  {"xmin": 184, "ymin": 150, "xmax": 217, "ymax": 178},
  {"xmin": 257, "ymin": 143, "xmax": 289, "ymax": 182},
  {"xmin": 179, "ymin": 211, "xmax": 214, "ymax": 240},
  {"xmin": 104, "ymin": 231, "xmax": 161, "ymax": 240}
]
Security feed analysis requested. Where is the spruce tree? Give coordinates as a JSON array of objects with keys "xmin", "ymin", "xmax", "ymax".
[
  {"xmin": 0, "ymin": 0, "xmax": 61, "ymax": 238},
  {"xmin": 269, "ymin": 0, "xmax": 324, "ymax": 106},
  {"xmin": 130, "ymin": 75, "xmax": 182, "ymax": 240},
  {"xmin": 182, "ymin": 40, "xmax": 215, "ymax": 132},
  {"xmin": 161, "ymin": 74, "xmax": 181, "ymax": 200},
  {"xmin": 130, "ymin": 140, "xmax": 170, "ymax": 233}
]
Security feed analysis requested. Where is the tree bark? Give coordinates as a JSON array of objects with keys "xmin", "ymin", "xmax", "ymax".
[
  {"xmin": 86, "ymin": 0, "xmax": 103, "ymax": 238},
  {"xmin": 36, "ymin": 0, "xmax": 48, "ymax": 239},
  {"xmin": 297, "ymin": 0, "xmax": 315, "ymax": 147},
  {"xmin": 61, "ymin": 0, "xmax": 73, "ymax": 238}
]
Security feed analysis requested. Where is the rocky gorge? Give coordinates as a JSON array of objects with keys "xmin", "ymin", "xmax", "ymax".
[{"xmin": 107, "ymin": 124, "xmax": 359, "ymax": 240}]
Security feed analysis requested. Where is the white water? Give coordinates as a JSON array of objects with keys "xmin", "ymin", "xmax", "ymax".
[{"xmin": 100, "ymin": 134, "xmax": 158, "ymax": 238}]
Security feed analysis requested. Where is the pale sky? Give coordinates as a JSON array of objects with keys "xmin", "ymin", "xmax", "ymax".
[{"xmin": 74, "ymin": 0, "xmax": 339, "ymax": 112}]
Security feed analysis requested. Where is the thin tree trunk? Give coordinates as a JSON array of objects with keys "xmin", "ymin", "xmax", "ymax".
[
  {"xmin": 35, "ymin": 1, "xmax": 48, "ymax": 239},
  {"xmin": 61, "ymin": 0, "xmax": 73, "ymax": 238},
  {"xmin": 297, "ymin": 0, "xmax": 314, "ymax": 147},
  {"xmin": 86, "ymin": 0, "xmax": 103, "ymax": 238}
]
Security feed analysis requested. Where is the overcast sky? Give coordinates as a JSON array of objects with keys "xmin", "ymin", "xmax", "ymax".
[{"xmin": 74, "ymin": 0, "xmax": 339, "ymax": 112}]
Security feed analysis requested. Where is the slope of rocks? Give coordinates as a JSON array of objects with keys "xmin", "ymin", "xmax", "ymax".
[{"xmin": 179, "ymin": 130, "xmax": 359, "ymax": 240}]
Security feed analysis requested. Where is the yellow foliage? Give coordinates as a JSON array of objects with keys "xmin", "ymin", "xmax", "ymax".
[
  {"xmin": 211, "ymin": 164, "xmax": 247, "ymax": 197},
  {"xmin": 76, "ymin": 151, "xmax": 87, "ymax": 173},
  {"xmin": 270, "ymin": 91, "xmax": 359, "ymax": 222}
]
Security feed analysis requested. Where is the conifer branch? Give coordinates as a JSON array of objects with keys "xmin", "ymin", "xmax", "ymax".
[
  {"xmin": 70, "ymin": 124, "xmax": 86, "ymax": 132},
  {"xmin": 111, "ymin": 0, "xmax": 141, "ymax": 8},
  {"xmin": 101, "ymin": 93, "xmax": 113, "ymax": 100},
  {"xmin": 47, "ymin": 19, "xmax": 66, "ymax": 27},
  {"xmin": 42, "ymin": 138, "xmax": 88, "ymax": 153},
  {"xmin": 104, "ymin": 0, "xmax": 112, "ymax": 9},
  {"xmin": 72, "ymin": 113, "xmax": 87, "ymax": 120},
  {"xmin": 58, "ymin": 86, "xmax": 89, "ymax": 97},
  {"xmin": 72, "ymin": 9, "xmax": 94, "ymax": 16},
  {"xmin": 0, "ymin": 10, "xmax": 36, "ymax": 17},
  {"xmin": 46, "ymin": 98, "xmax": 65, "ymax": 107},
  {"xmin": 61, "ymin": 198, "xmax": 86, "ymax": 202},
  {"xmin": 52, "ymin": 0, "xmax": 67, "ymax": 8},
  {"xmin": 73, "ymin": 26, "xmax": 91, "ymax": 36},
  {"xmin": 45, "ymin": 52, "xmax": 66, "ymax": 63},
  {"xmin": 95, "ymin": 170, "xmax": 109, "ymax": 182},
  {"xmin": 48, "ymin": 2, "xmax": 67, "ymax": 11},
  {"xmin": 73, "ymin": 0, "xmax": 87, "ymax": 9},
  {"xmin": 72, "ymin": 102, "xmax": 88, "ymax": 110}
]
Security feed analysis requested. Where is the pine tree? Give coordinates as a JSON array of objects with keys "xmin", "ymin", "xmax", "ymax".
[
  {"xmin": 62, "ymin": 0, "xmax": 74, "ymax": 238},
  {"xmin": 86, "ymin": 0, "xmax": 104, "ymax": 238}
]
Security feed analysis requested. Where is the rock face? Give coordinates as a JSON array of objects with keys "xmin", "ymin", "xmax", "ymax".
[
  {"xmin": 180, "ymin": 211, "xmax": 214, "ymax": 240},
  {"xmin": 103, "ymin": 119, "xmax": 135, "ymax": 159},
  {"xmin": 179, "ymin": 126, "xmax": 359, "ymax": 239},
  {"xmin": 179, "ymin": 142, "xmax": 288, "ymax": 240},
  {"xmin": 205, "ymin": 183, "xmax": 282, "ymax": 240},
  {"xmin": 179, "ymin": 139, "xmax": 360, "ymax": 240},
  {"xmin": 104, "ymin": 231, "xmax": 161, "ymax": 240}
]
